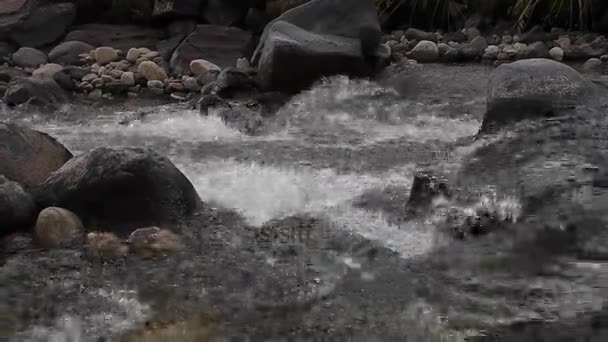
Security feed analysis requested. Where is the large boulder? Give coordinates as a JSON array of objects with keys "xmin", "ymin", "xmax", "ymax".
[
  {"xmin": 35, "ymin": 147, "xmax": 203, "ymax": 236},
  {"xmin": 48, "ymin": 41, "xmax": 95, "ymax": 65},
  {"xmin": 8, "ymin": 2, "xmax": 76, "ymax": 48},
  {"xmin": 0, "ymin": 175, "xmax": 36, "ymax": 237},
  {"xmin": 169, "ymin": 25, "xmax": 253, "ymax": 74},
  {"xmin": 481, "ymin": 58, "xmax": 598, "ymax": 132},
  {"xmin": 0, "ymin": 0, "xmax": 33, "ymax": 41},
  {"xmin": 64, "ymin": 24, "xmax": 165, "ymax": 51},
  {"xmin": 4, "ymin": 75, "xmax": 68, "ymax": 107},
  {"xmin": 253, "ymin": 0, "xmax": 382, "ymax": 92},
  {"xmin": 0, "ymin": 123, "xmax": 72, "ymax": 188}
]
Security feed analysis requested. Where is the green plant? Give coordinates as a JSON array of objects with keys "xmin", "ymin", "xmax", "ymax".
[{"xmin": 512, "ymin": 0, "xmax": 595, "ymax": 32}]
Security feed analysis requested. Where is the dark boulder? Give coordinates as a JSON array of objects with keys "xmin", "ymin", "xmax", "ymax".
[
  {"xmin": 0, "ymin": 122, "xmax": 72, "ymax": 188},
  {"xmin": 213, "ymin": 67, "xmax": 256, "ymax": 96},
  {"xmin": 48, "ymin": 41, "xmax": 94, "ymax": 65},
  {"xmin": 252, "ymin": 0, "xmax": 383, "ymax": 92},
  {"xmin": 0, "ymin": 175, "xmax": 36, "ymax": 237},
  {"xmin": 11, "ymin": 47, "xmax": 47, "ymax": 68},
  {"xmin": 169, "ymin": 24, "xmax": 253, "ymax": 74},
  {"xmin": 203, "ymin": 0, "xmax": 251, "ymax": 26},
  {"xmin": 52, "ymin": 71, "xmax": 76, "ymax": 90},
  {"xmin": 527, "ymin": 41, "xmax": 550, "ymax": 59},
  {"xmin": 0, "ymin": 0, "xmax": 34, "ymax": 41},
  {"xmin": 4, "ymin": 75, "xmax": 67, "ymax": 107},
  {"xmin": 481, "ymin": 58, "xmax": 598, "ymax": 132},
  {"xmin": 64, "ymin": 24, "xmax": 166, "ymax": 51},
  {"xmin": 8, "ymin": 2, "xmax": 75, "ymax": 48},
  {"xmin": 156, "ymin": 20, "xmax": 196, "ymax": 61},
  {"xmin": 406, "ymin": 170, "xmax": 450, "ymax": 215},
  {"xmin": 35, "ymin": 147, "xmax": 203, "ymax": 236}
]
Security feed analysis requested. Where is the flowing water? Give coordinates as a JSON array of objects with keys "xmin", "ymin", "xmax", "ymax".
[{"xmin": 3, "ymin": 64, "xmax": 608, "ymax": 341}]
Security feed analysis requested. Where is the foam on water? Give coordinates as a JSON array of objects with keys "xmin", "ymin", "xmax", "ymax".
[{"xmin": 181, "ymin": 159, "xmax": 415, "ymax": 226}]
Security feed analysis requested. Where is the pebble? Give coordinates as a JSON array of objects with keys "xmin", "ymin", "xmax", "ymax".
[
  {"xmin": 147, "ymin": 80, "xmax": 164, "ymax": 89},
  {"xmin": 94, "ymin": 46, "xmax": 118, "ymax": 65}
]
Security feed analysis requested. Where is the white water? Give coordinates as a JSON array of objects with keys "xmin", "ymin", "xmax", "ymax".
[{"xmin": 14, "ymin": 76, "xmax": 482, "ymax": 341}]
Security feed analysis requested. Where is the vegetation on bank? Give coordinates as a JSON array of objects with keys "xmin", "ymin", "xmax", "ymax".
[{"xmin": 375, "ymin": 0, "xmax": 607, "ymax": 32}]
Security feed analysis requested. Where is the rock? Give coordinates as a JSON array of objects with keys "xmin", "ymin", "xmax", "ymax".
[
  {"xmin": 549, "ymin": 47, "xmax": 564, "ymax": 61},
  {"xmin": 601, "ymin": 55, "xmax": 608, "ymax": 63},
  {"xmin": 32, "ymin": 63, "xmax": 63, "ymax": 77},
  {"xmin": 442, "ymin": 47, "xmax": 459, "ymax": 62},
  {"xmin": 483, "ymin": 45, "xmax": 499, "ymax": 59},
  {"xmin": 502, "ymin": 35, "xmax": 513, "ymax": 44},
  {"xmin": 141, "ymin": 51, "xmax": 160, "ymax": 60},
  {"xmin": 556, "ymin": 36, "xmax": 571, "ymax": 49},
  {"xmin": 404, "ymin": 28, "xmax": 437, "ymax": 42},
  {"xmin": 33, "ymin": 207, "xmax": 83, "ymax": 249},
  {"xmin": 513, "ymin": 42, "xmax": 528, "ymax": 59},
  {"xmin": 527, "ymin": 41, "xmax": 549, "ymax": 59},
  {"xmin": 190, "ymin": 59, "xmax": 221, "ymax": 77},
  {"xmin": 252, "ymin": 0, "xmax": 381, "ymax": 92},
  {"xmin": 408, "ymin": 40, "xmax": 439, "ymax": 63},
  {"xmin": 183, "ymin": 76, "xmax": 199, "ymax": 91},
  {"xmin": 105, "ymin": 81, "xmax": 130, "ymax": 95},
  {"xmin": 101, "ymin": 75, "xmax": 113, "ymax": 84},
  {"xmin": 0, "ymin": 175, "xmax": 36, "ymax": 236},
  {"xmin": 465, "ymin": 27, "xmax": 481, "ymax": 41},
  {"xmin": 94, "ymin": 47, "xmax": 118, "ymax": 65},
  {"xmin": 236, "ymin": 57, "xmax": 251, "ymax": 69},
  {"xmin": 203, "ymin": 0, "xmax": 251, "ymax": 26},
  {"xmin": 521, "ymin": 25, "xmax": 552, "ymax": 44},
  {"xmin": 4, "ymin": 75, "xmax": 67, "ymax": 107},
  {"xmin": 443, "ymin": 31, "xmax": 467, "ymax": 43},
  {"xmin": 8, "ymin": 3, "xmax": 76, "ymax": 48},
  {"xmin": 48, "ymin": 41, "xmax": 94, "ymax": 65},
  {"xmin": 87, "ymin": 88, "xmax": 102, "ymax": 99},
  {"xmin": 126, "ymin": 48, "xmax": 142, "ymax": 63},
  {"xmin": 170, "ymin": 25, "xmax": 252, "ymax": 74},
  {"xmin": 166, "ymin": 82, "xmax": 184, "ymax": 93},
  {"xmin": 198, "ymin": 70, "xmax": 220, "ymax": 86},
  {"xmin": 86, "ymin": 232, "xmax": 128, "ymax": 259},
  {"xmin": 583, "ymin": 58, "xmax": 602, "ymax": 70},
  {"xmin": 64, "ymin": 25, "xmax": 165, "ymax": 52},
  {"xmin": 52, "ymin": 71, "xmax": 75, "ymax": 90},
  {"xmin": 0, "ymin": 122, "xmax": 72, "ymax": 188},
  {"xmin": 147, "ymin": 80, "xmax": 164, "ymax": 89},
  {"xmin": 458, "ymin": 36, "xmax": 487, "ymax": 60},
  {"xmin": 82, "ymin": 73, "xmax": 97, "ymax": 83},
  {"xmin": 213, "ymin": 67, "xmax": 255, "ymax": 96},
  {"xmin": 138, "ymin": 61, "xmax": 167, "ymax": 81},
  {"xmin": 564, "ymin": 44, "xmax": 603, "ymax": 61},
  {"xmin": 482, "ymin": 58, "xmax": 598, "ymax": 132},
  {"xmin": 406, "ymin": 171, "xmax": 450, "ymax": 215},
  {"xmin": 121, "ymin": 71, "xmax": 135, "ymax": 86},
  {"xmin": 107, "ymin": 70, "xmax": 124, "ymax": 79},
  {"xmin": 12, "ymin": 47, "xmax": 47, "ymax": 68},
  {"xmin": 128, "ymin": 227, "xmax": 182, "ymax": 258},
  {"xmin": 35, "ymin": 147, "xmax": 203, "ymax": 236},
  {"xmin": 198, "ymin": 93, "xmax": 229, "ymax": 114},
  {"xmin": 200, "ymin": 82, "xmax": 215, "ymax": 95},
  {"xmin": 437, "ymin": 43, "xmax": 450, "ymax": 56}
]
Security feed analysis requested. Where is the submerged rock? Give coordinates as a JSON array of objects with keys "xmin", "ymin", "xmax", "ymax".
[
  {"xmin": 252, "ymin": 0, "xmax": 383, "ymax": 92},
  {"xmin": 85, "ymin": 232, "xmax": 128, "ymax": 259},
  {"xmin": 481, "ymin": 58, "xmax": 598, "ymax": 132},
  {"xmin": 0, "ymin": 122, "xmax": 72, "ymax": 188},
  {"xmin": 33, "ymin": 207, "xmax": 84, "ymax": 249},
  {"xmin": 128, "ymin": 227, "xmax": 182, "ymax": 258},
  {"xmin": 35, "ymin": 147, "xmax": 203, "ymax": 236},
  {"xmin": 0, "ymin": 175, "xmax": 36, "ymax": 237}
]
